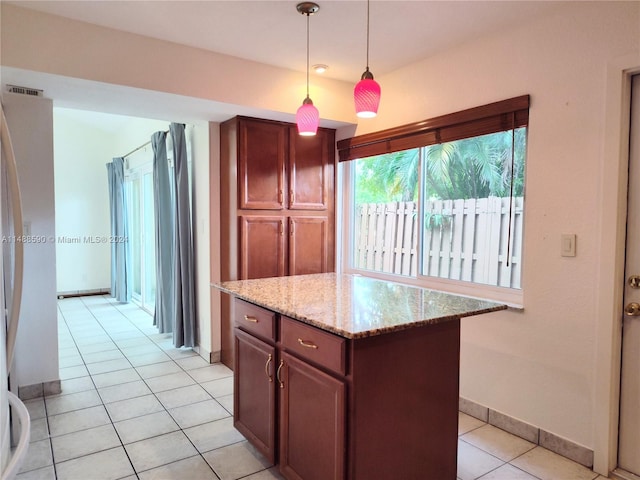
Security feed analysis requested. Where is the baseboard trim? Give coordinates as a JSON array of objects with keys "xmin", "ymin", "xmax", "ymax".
[
  {"xmin": 459, "ymin": 397, "xmax": 593, "ymax": 468},
  {"xmin": 18, "ymin": 380, "xmax": 61, "ymax": 400},
  {"xmin": 611, "ymin": 468, "xmax": 640, "ymax": 480},
  {"xmin": 57, "ymin": 288, "xmax": 110, "ymax": 299}
]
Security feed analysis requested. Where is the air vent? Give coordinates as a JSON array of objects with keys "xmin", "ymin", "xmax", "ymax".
[{"xmin": 7, "ymin": 85, "xmax": 44, "ymax": 97}]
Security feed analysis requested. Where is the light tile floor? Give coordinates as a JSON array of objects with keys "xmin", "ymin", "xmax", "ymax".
[{"xmin": 14, "ymin": 295, "xmax": 614, "ymax": 480}]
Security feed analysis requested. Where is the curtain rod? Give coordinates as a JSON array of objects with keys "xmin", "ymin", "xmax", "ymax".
[{"xmin": 122, "ymin": 129, "xmax": 169, "ymax": 159}]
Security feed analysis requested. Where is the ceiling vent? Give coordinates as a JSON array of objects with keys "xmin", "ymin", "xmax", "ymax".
[{"xmin": 6, "ymin": 85, "xmax": 44, "ymax": 97}]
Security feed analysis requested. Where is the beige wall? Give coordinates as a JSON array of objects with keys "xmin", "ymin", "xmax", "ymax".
[
  {"xmin": 2, "ymin": 1, "xmax": 640, "ymax": 474},
  {"xmin": 0, "ymin": 4, "xmax": 355, "ymax": 125},
  {"xmin": 339, "ymin": 1, "xmax": 638, "ymax": 473}
]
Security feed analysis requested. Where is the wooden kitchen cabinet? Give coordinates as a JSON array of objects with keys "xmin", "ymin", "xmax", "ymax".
[
  {"xmin": 237, "ymin": 120, "xmax": 332, "ymax": 211},
  {"xmin": 233, "ymin": 299, "xmax": 346, "ymax": 480},
  {"xmin": 239, "ymin": 216, "xmax": 286, "ymax": 280},
  {"xmin": 231, "ymin": 295, "xmax": 461, "ymax": 480},
  {"xmin": 288, "ymin": 127, "xmax": 332, "ymax": 210},
  {"xmin": 279, "ymin": 351, "xmax": 345, "ymax": 480},
  {"xmin": 239, "ymin": 214, "xmax": 330, "ymax": 280},
  {"xmin": 233, "ymin": 300, "xmax": 277, "ymax": 463},
  {"xmin": 238, "ymin": 120, "xmax": 286, "ymax": 210},
  {"xmin": 288, "ymin": 216, "xmax": 329, "ymax": 275},
  {"xmin": 233, "ymin": 328, "xmax": 276, "ymax": 464},
  {"xmin": 219, "ymin": 274, "xmax": 506, "ymax": 480},
  {"xmin": 219, "ymin": 116, "xmax": 336, "ymax": 368}
]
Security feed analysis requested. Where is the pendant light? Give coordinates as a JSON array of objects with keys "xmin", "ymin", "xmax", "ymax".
[
  {"xmin": 296, "ymin": 2, "xmax": 320, "ymax": 136},
  {"xmin": 354, "ymin": 0, "xmax": 381, "ymax": 118}
]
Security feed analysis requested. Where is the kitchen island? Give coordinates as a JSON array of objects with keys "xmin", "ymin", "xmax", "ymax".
[{"xmin": 214, "ymin": 273, "xmax": 506, "ymax": 480}]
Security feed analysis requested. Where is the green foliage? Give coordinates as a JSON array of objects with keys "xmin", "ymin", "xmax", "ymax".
[
  {"xmin": 354, "ymin": 149, "xmax": 420, "ymax": 203},
  {"xmin": 354, "ymin": 128, "xmax": 527, "ymax": 204},
  {"xmin": 424, "ymin": 128, "xmax": 527, "ymax": 200},
  {"xmin": 424, "ymin": 210, "xmax": 452, "ymax": 229}
]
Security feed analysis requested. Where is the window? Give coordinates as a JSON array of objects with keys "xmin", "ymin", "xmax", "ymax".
[{"xmin": 341, "ymin": 96, "xmax": 529, "ymax": 304}]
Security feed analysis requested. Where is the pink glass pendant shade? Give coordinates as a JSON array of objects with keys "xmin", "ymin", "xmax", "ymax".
[
  {"xmin": 354, "ymin": 72, "xmax": 381, "ymax": 118},
  {"xmin": 296, "ymin": 97, "xmax": 319, "ymax": 136}
]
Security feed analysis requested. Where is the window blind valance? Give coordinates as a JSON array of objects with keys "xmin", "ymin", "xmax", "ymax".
[{"xmin": 337, "ymin": 95, "xmax": 530, "ymax": 162}]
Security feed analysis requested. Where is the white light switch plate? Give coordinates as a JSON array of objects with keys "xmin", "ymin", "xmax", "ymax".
[{"xmin": 561, "ymin": 234, "xmax": 576, "ymax": 257}]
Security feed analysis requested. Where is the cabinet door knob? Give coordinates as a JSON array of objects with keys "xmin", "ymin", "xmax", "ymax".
[
  {"xmin": 289, "ymin": 190, "xmax": 294, "ymax": 206},
  {"xmin": 297, "ymin": 338, "xmax": 318, "ymax": 349},
  {"xmin": 276, "ymin": 359, "xmax": 285, "ymax": 389},
  {"xmin": 243, "ymin": 315, "xmax": 258, "ymax": 323},
  {"xmin": 265, "ymin": 354, "xmax": 273, "ymax": 382}
]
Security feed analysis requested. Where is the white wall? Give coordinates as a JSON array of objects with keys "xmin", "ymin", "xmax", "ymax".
[
  {"xmin": 54, "ymin": 111, "xmax": 215, "ymax": 360},
  {"xmin": 190, "ymin": 122, "xmax": 215, "ymax": 359},
  {"xmin": 2, "ymin": 1, "xmax": 639, "ymax": 472},
  {"xmin": 53, "ymin": 108, "xmax": 115, "ymax": 293},
  {"xmin": 337, "ymin": 1, "xmax": 639, "ymax": 468},
  {"xmin": 4, "ymin": 93, "xmax": 58, "ymax": 388},
  {"xmin": 53, "ymin": 110, "xmax": 170, "ymax": 295}
]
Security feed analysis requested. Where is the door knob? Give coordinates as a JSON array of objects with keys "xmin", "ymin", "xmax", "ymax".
[
  {"xmin": 624, "ymin": 302, "xmax": 640, "ymax": 316},
  {"xmin": 628, "ymin": 275, "xmax": 640, "ymax": 289}
]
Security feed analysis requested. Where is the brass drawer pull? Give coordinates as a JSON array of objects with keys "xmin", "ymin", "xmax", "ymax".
[
  {"xmin": 243, "ymin": 315, "xmax": 258, "ymax": 323},
  {"xmin": 276, "ymin": 359, "xmax": 284, "ymax": 389},
  {"xmin": 297, "ymin": 338, "xmax": 318, "ymax": 349},
  {"xmin": 265, "ymin": 354, "xmax": 273, "ymax": 382}
]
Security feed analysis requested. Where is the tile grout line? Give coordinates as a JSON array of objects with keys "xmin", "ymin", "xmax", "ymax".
[
  {"xmin": 57, "ymin": 297, "xmax": 139, "ymax": 479},
  {"xmin": 57, "ymin": 296, "xmax": 234, "ymax": 479}
]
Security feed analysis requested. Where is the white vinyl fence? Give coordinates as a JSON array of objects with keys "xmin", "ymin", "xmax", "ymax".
[{"xmin": 354, "ymin": 196, "xmax": 523, "ymax": 288}]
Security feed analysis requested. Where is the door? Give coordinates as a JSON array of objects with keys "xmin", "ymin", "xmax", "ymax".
[
  {"xmin": 289, "ymin": 216, "xmax": 329, "ymax": 275},
  {"xmin": 619, "ymin": 74, "xmax": 640, "ymax": 476},
  {"xmin": 126, "ymin": 169, "xmax": 156, "ymax": 313},
  {"xmin": 279, "ymin": 351, "xmax": 345, "ymax": 480},
  {"xmin": 239, "ymin": 215, "xmax": 286, "ymax": 279},
  {"xmin": 234, "ymin": 329, "xmax": 276, "ymax": 464},
  {"xmin": 289, "ymin": 127, "xmax": 332, "ymax": 210},
  {"xmin": 239, "ymin": 119, "xmax": 286, "ymax": 210}
]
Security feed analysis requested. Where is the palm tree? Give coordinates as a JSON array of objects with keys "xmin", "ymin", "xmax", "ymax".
[
  {"xmin": 354, "ymin": 148, "xmax": 420, "ymax": 203},
  {"xmin": 354, "ymin": 128, "xmax": 526, "ymax": 203},
  {"xmin": 424, "ymin": 129, "xmax": 526, "ymax": 200}
]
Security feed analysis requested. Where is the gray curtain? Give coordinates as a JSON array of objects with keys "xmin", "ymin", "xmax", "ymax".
[
  {"xmin": 151, "ymin": 132, "xmax": 174, "ymax": 334},
  {"xmin": 106, "ymin": 157, "xmax": 131, "ymax": 302},
  {"xmin": 170, "ymin": 123, "xmax": 197, "ymax": 348}
]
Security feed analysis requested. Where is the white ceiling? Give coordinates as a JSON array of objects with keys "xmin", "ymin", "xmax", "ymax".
[{"xmin": 2, "ymin": 1, "xmax": 569, "ymax": 125}]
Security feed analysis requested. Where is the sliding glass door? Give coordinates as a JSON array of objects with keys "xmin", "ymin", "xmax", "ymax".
[{"xmin": 126, "ymin": 167, "xmax": 156, "ymax": 314}]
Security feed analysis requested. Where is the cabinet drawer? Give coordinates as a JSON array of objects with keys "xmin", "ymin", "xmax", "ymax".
[
  {"xmin": 280, "ymin": 316, "xmax": 346, "ymax": 376},
  {"xmin": 234, "ymin": 299, "xmax": 276, "ymax": 342}
]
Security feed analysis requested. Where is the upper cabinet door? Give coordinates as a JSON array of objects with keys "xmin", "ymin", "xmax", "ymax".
[
  {"xmin": 289, "ymin": 127, "xmax": 334, "ymax": 210},
  {"xmin": 239, "ymin": 119, "xmax": 287, "ymax": 210}
]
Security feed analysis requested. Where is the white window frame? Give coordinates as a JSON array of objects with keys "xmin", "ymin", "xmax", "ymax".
[{"xmin": 340, "ymin": 126, "xmax": 527, "ymax": 308}]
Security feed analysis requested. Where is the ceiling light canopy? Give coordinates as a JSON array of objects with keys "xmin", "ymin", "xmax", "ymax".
[
  {"xmin": 296, "ymin": 2, "xmax": 320, "ymax": 136},
  {"xmin": 312, "ymin": 64, "xmax": 328, "ymax": 74},
  {"xmin": 354, "ymin": 0, "xmax": 381, "ymax": 118}
]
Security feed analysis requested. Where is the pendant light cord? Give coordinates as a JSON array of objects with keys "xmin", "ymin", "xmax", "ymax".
[
  {"xmin": 306, "ymin": 12, "xmax": 310, "ymax": 98},
  {"xmin": 365, "ymin": 0, "xmax": 370, "ymax": 70}
]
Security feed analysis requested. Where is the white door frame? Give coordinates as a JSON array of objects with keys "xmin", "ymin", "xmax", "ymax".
[{"xmin": 594, "ymin": 54, "xmax": 640, "ymax": 476}]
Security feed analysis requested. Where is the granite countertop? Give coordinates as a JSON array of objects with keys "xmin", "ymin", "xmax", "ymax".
[{"xmin": 213, "ymin": 273, "xmax": 506, "ymax": 339}]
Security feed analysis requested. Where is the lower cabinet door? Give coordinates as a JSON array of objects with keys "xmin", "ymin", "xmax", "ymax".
[
  {"xmin": 288, "ymin": 216, "xmax": 329, "ymax": 276},
  {"xmin": 279, "ymin": 351, "xmax": 345, "ymax": 480},
  {"xmin": 234, "ymin": 328, "xmax": 276, "ymax": 464},
  {"xmin": 239, "ymin": 215, "xmax": 286, "ymax": 279}
]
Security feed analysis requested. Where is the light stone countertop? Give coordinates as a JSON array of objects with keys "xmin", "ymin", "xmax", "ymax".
[{"xmin": 213, "ymin": 273, "xmax": 507, "ymax": 339}]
